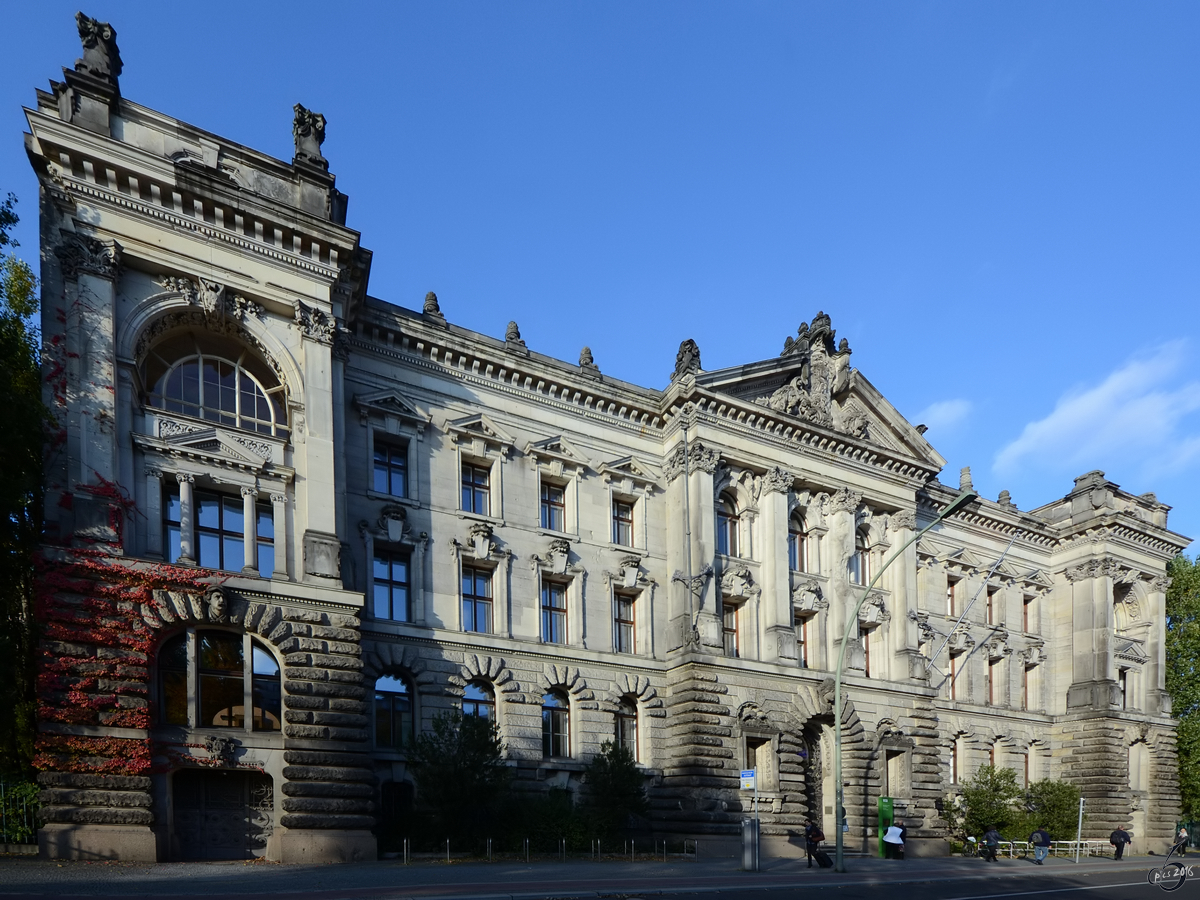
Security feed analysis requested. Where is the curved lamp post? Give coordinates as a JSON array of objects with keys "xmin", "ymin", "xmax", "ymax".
[{"xmin": 832, "ymin": 489, "xmax": 977, "ymax": 872}]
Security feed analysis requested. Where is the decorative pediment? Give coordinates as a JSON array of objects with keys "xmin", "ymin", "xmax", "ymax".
[
  {"xmin": 916, "ymin": 538, "xmax": 982, "ymax": 570},
  {"xmin": 1019, "ymin": 569, "xmax": 1055, "ymax": 589},
  {"xmin": 354, "ymin": 389, "xmax": 430, "ymax": 433},
  {"xmin": 1115, "ymin": 637, "xmax": 1149, "ymax": 666},
  {"xmin": 444, "ymin": 413, "xmax": 515, "ymax": 454},
  {"xmin": 524, "ymin": 435, "xmax": 590, "ymax": 475},
  {"xmin": 598, "ymin": 455, "xmax": 661, "ymax": 492},
  {"xmin": 152, "ymin": 420, "xmax": 272, "ymax": 468}
]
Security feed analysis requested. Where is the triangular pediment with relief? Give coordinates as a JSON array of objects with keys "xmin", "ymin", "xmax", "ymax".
[
  {"xmin": 354, "ymin": 389, "xmax": 430, "ymax": 430},
  {"xmin": 916, "ymin": 538, "xmax": 983, "ymax": 569},
  {"xmin": 1018, "ymin": 568, "xmax": 1055, "ymax": 589},
  {"xmin": 524, "ymin": 435, "xmax": 591, "ymax": 472},
  {"xmin": 444, "ymin": 413, "xmax": 515, "ymax": 449},
  {"xmin": 694, "ymin": 312, "xmax": 945, "ymax": 470},
  {"xmin": 598, "ymin": 455, "xmax": 662, "ymax": 490},
  {"xmin": 151, "ymin": 421, "xmax": 272, "ymax": 467}
]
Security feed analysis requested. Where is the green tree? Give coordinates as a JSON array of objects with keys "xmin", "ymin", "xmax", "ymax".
[
  {"xmin": 1014, "ymin": 779, "xmax": 1083, "ymax": 842},
  {"xmin": 0, "ymin": 193, "xmax": 43, "ymax": 779},
  {"xmin": 582, "ymin": 740, "xmax": 647, "ymax": 840},
  {"xmin": 1166, "ymin": 553, "xmax": 1200, "ymax": 819},
  {"xmin": 406, "ymin": 710, "xmax": 511, "ymax": 846},
  {"xmin": 959, "ymin": 765, "xmax": 1023, "ymax": 837}
]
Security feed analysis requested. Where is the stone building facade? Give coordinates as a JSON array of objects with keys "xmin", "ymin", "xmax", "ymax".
[{"xmin": 24, "ymin": 15, "xmax": 1189, "ymax": 863}]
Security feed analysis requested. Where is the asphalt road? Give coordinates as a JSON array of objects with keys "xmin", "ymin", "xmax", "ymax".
[{"xmin": 0, "ymin": 852, "xmax": 1189, "ymax": 900}]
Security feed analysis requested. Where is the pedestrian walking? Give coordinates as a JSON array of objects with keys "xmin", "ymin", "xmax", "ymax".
[
  {"xmin": 804, "ymin": 818, "xmax": 825, "ymax": 868},
  {"xmin": 898, "ymin": 820, "xmax": 908, "ymax": 860},
  {"xmin": 883, "ymin": 822, "xmax": 905, "ymax": 859},
  {"xmin": 1109, "ymin": 825, "xmax": 1132, "ymax": 860},
  {"xmin": 981, "ymin": 825, "xmax": 1003, "ymax": 863},
  {"xmin": 1029, "ymin": 825, "xmax": 1052, "ymax": 865},
  {"xmin": 1176, "ymin": 826, "xmax": 1188, "ymax": 856}
]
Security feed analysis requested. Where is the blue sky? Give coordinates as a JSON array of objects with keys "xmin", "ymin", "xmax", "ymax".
[{"xmin": 3, "ymin": 2, "xmax": 1199, "ymax": 547}]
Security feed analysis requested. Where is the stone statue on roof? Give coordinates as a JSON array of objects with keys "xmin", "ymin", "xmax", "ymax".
[
  {"xmin": 293, "ymin": 104, "xmax": 328, "ymax": 169},
  {"xmin": 673, "ymin": 339, "xmax": 701, "ymax": 380},
  {"xmin": 75, "ymin": 12, "xmax": 122, "ymax": 84}
]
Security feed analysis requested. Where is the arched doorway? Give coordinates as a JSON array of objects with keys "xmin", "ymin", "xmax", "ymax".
[{"xmin": 172, "ymin": 769, "xmax": 274, "ymax": 860}]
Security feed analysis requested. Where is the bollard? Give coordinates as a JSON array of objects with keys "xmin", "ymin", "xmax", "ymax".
[
  {"xmin": 446, "ymin": 838, "xmax": 450, "ymax": 864},
  {"xmin": 404, "ymin": 837, "xmax": 409, "ymax": 865},
  {"xmin": 560, "ymin": 837, "xmax": 566, "ymax": 861},
  {"xmin": 487, "ymin": 837, "xmax": 492, "ymax": 862},
  {"xmin": 525, "ymin": 837, "xmax": 530, "ymax": 863}
]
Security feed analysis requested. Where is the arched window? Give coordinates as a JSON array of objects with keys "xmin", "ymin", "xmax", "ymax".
[
  {"xmin": 716, "ymin": 494, "xmax": 740, "ymax": 557},
  {"xmin": 159, "ymin": 633, "xmax": 188, "ymax": 726},
  {"xmin": 541, "ymin": 691, "xmax": 570, "ymax": 758},
  {"xmin": 250, "ymin": 641, "xmax": 282, "ymax": 731},
  {"xmin": 157, "ymin": 630, "xmax": 280, "ymax": 732},
  {"xmin": 463, "ymin": 682, "xmax": 495, "ymax": 721},
  {"xmin": 849, "ymin": 529, "xmax": 870, "ymax": 585},
  {"xmin": 144, "ymin": 333, "xmax": 287, "ymax": 438},
  {"xmin": 615, "ymin": 698, "xmax": 638, "ymax": 761},
  {"xmin": 788, "ymin": 514, "xmax": 807, "ymax": 572},
  {"xmin": 375, "ymin": 675, "xmax": 414, "ymax": 750}
]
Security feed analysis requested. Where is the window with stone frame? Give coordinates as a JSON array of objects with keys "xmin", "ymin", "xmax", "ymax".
[
  {"xmin": 849, "ymin": 528, "xmax": 870, "ymax": 585},
  {"xmin": 1023, "ymin": 593, "xmax": 1036, "ymax": 633},
  {"xmin": 947, "ymin": 577, "xmax": 961, "ymax": 617},
  {"xmin": 163, "ymin": 484, "xmax": 273, "ymax": 577},
  {"xmin": 156, "ymin": 630, "xmax": 281, "ymax": 731},
  {"xmin": 461, "ymin": 462, "xmax": 491, "ymax": 516},
  {"xmin": 788, "ymin": 513, "xmax": 808, "ymax": 573},
  {"xmin": 859, "ymin": 623, "xmax": 873, "ymax": 678},
  {"xmin": 373, "ymin": 439, "xmax": 409, "ymax": 498},
  {"xmin": 986, "ymin": 586, "xmax": 999, "ymax": 626},
  {"xmin": 722, "ymin": 599, "xmax": 741, "ymax": 658},
  {"xmin": 612, "ymin": 498, "xmax": 635, "ymax": 547},
  {"xmin": 540, "ymin": 479, "xmax": 567, "ymax": 532},
  {"xmin": 616, "ymin": 698, "xmax": 638, "ymax": 761},
  {"xmin": 716, "ymin": 494, "xmax": 740, "ymax": 557},
  {"xmin": 614, "ymin": 592, "xmax": 636, "ymax": 654},
  {"xmin": 462, "ymin": 681, "xmax": 495, "ymax": 721},
  {"xmin": 794, "ymin": 610, "xmax": 811, "ymax": 669},
  {"xmin": 461, "ymin": 564, "xmax": 493, "ymax": 634},
  {"xmin": 541, "ymin": 581, "xmax": 568, "ymax": 645},
  {"xmin": 541, "ymin": 691, "xmax": 570, "ymax": 758},
  {"xmin": 373, "ymin": 550, "xmax": 411, "ymax": 622},
  {"xmin": 948, "ymin": 651, "xmax": 961, "ymax": 700},
  {"xmin": 375, "ymin": 674, "xmax": 414, "ymax": 750}
]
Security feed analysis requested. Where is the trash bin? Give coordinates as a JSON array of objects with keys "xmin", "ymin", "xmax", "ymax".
[{"xmin": 742, "ymin": 817, "xmax": 759, "ymax": 871}]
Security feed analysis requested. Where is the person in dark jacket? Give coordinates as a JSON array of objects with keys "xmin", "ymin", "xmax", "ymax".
[
  {"xmin": 1110, "ymin": 825, "xmax": 1132, "ymax": 860},
  {"xmin": 1029, "ymin": 825, "xmax": 1052, "ymax": 865},
  {"xmin": 982, "ymin": 826, "xmax": 1002, "ymax": 862},
  {"xmin": 804, "ymin": 818, "xmax": 824, "ymax": 868}
]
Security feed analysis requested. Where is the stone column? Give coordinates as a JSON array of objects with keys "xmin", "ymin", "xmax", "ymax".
[
  {"xmin": 759, "ymin": 467, "xmax": 795, "ymax": 663},
  {"xmin": 825, "ymin": 487, "xmax": 862, "ymax": 668},
  {"xmin": 271, "ymin": 492, "xmax": 288, "ymax": 579},
  {"xmin": 241, "ymin": 488, "xmax": 259, "ymax": 574},
  {"xmin": 888, "ymin": 510, "xmax": 925, "ymax": 679},
  {"xmin": 411, "ymin": 534, "xmax": 429, "ymax": 625},
  {"xmin": 144, "ymin": 468, "xmax": 163, "ymax": 559},
  {"xmin": 177, "ymin": 473, "xmax": 195, "ymax": 564},
  {"xmin": 664, "ymin": 434, "xmax": 721, "ymax": 651}
]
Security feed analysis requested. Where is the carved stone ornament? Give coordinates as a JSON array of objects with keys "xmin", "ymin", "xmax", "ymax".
[
  {"xmin": 155, "ymin": 274, "xmax": 263, "ymax": 322},
  {"xmin": 56, "ymin": 234, "xmax": 121, "ymax": 280},
  {"xmin": 792, "ymin": 579, "xmax": 827, "ymax": 613},
  {"xmin": 837, "ymin": 405, "xmax": 870, "ymax": 440},
  {"xmin": 505, "ymin": 321, "xmax": 525, "ymax": 346},
  {"xmin": 75, "ymin": 12, "xmax": 123, "ymax": 83},
  {"xmin": 292, "ymin": 104, "xmax": 328, "ymax": 169},
  {"xmin": 664, "ymin": 440, "xmax": 720, "ymax": 483},
  {"xmin": 672, "ymin": 565, "xmax": 713, "ymax": 599},
  {"xmin": 858, "ymin": 592, "xmax": 889, "ymax": 624},
  {"xmin": 759, "ymin": 312, "xmax": 857, "ymax": 433},
  {"xmin": 294, "ymin": 300, "xmax": 336, "ymax": 343},
  {"xmin": 423, "ymin": 291, "xmax": 443, "ymax": 316},
  {"xmin": 378, "ymin": 505, "xmax": 411, "ymax": 543},
  {"xmin": 985, "ymin": 632, "xmax": 1012, "ymax": 660},
  {"xmin": 759, "ymin": 466, "xmax": 793, "ymax": 496},
  {"xmin": 947, "ymin": 623, "xmax": 975, "ymax": 652},
  {"xmin": 720, "ymin": 564, "xmax": 760, "ymax": 599},
  {"xmin": 738, "ymin": 702, "xmax": 772, "ymax": 728},
  {"xmin": 889, "ymin": 510, "xmax": 917, "ymax": 532},
  {"xmin": 204, "ymin": 735, "xmax": 238, "ymax": 765},
  {"xmin": 1020, "ymin": 641, "xmax": 1045, "ymax": 667},
  {"xmin": 672, "ymin": 339, "xmax": 701, "ymax": 380},
  {"xmin": 1151, "ymin": 575, "xmax": 1172, "ymax": 593},
  {"xmin": 618, "ymin": 555, "xmax": 642, "ymax": 589},
  {"xmin": 825, "ymin": 487, "xmax": 863, "ymax": 516},
  {"xmin": 908, "ymin": 609, "xmax": 936, "ymax": 646},
  {"xmin": 534, "ymin": 538, "xmax": 572, "ymax": 575},
  {"xmin": 468, "ymin": 522, "xmax": 496, "ymax": 559},
  {"xmin": 159, "ymin": 419, "xmax": 204, "ymax": 439},
  {"xmin": 1065, "ymin": 556, "xmax": 1129, "ymax": 583},
  {"xmin": 579, "ymin": 346, "xmax": 598, "ymax": 370}
]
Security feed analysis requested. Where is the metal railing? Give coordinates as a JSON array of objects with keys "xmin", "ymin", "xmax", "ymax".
[{"xmin": 0, "ymin": 782, "xmax": 39, "ymax": 846}]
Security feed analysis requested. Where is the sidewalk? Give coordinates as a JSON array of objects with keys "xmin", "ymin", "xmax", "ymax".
[{"xmin": 0, "ymin": 850, "xmax": 1163, "ymax": 899}]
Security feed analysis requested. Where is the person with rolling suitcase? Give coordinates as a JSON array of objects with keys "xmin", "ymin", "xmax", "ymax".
[{"xmin": 804, "ymin": 818, "xmax": 826, "ymax": 868}]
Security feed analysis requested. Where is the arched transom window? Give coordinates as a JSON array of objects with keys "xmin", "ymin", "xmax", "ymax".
[{"xmin": 145, "ymin": 333, "xmax": 287, "ymax": 437}]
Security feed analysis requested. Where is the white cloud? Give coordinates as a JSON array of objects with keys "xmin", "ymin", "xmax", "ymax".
[
  {"xmin": 993, "ymin": 341, "xmax": 1200, "ymax": 480},
  {"xmin": 915, "ymin": 399, "xmax": 972, "ymax": 434}
]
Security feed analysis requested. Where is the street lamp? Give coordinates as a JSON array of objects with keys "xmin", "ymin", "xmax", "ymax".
[{"xmin": 832, "ymin": 489, "xmax": 977, "ymax": 872}]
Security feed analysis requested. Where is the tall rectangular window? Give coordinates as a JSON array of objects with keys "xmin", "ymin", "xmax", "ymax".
[
  {"xmin": 950, "ymin": 741, "xmax": 959, "ymax": 784},
  {"xmin": 373, "ymin": 551, "xmax": 410, "ymax": 621},
  {"xmin": 461, "ymin": 463, "xmax": 491, "ymax": 515},
  {"xmin": 722, "ymin": 601, "xmax": 739, "ymax": 658},
  {"xmin": 986, "ymin": 587, "xmax": 999, "ymax": 625},
  {"xmin": 795, "ymin": 612, "xmax": 809, "ymax": 668},
  {"xmin": 947, "ymin": 578, "xmax": 960, "ymax": 617},
  {"xmin": 540, "ymin": 481, "xmax": 566, "ymax": 531},
  {"xmin": 163, "ymin": 485, "xmax": 271, "ymax": 575},
  {"xmin": 1023, "ymin": 594, "xmax": 1034, "ymax": 632},
  {"xmin": 462, "ymin": 565, "xmax": 492, "ymax": 634},
  {"xmin": 949, "ymin": 653, "xmax": 959, "ymax": 700},
  {"xmin": 541, "ymin": 582, "xmax": 567, "ymax": 645},
  {"xmin": 255, "ymin": 506, "xmax": 274, "ymax": 579},
  {"xmin": 788, "ymin": 523, "xmax": 807, "ymax": 572},
  {"xmin": 860, "ymin": 624, "xmax": 872, "ymax": 678},
  {"xmin": 614, "ymin": 593, "xmax": 635, "ymax": 653},
  {"xmin": 988, "ymin": 659, "xmax": 997, "ymax": 704},
  {"xmin": 1022, "ymin": 665, "xmax": 1029, "ymax": 710},
  {"xmin": 612, "ymin": 500, "xmax": 634, "ymax": 546},
  {"xmin": 373, "ymin": 441, "xmax": 408, "ymax": 497}
]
